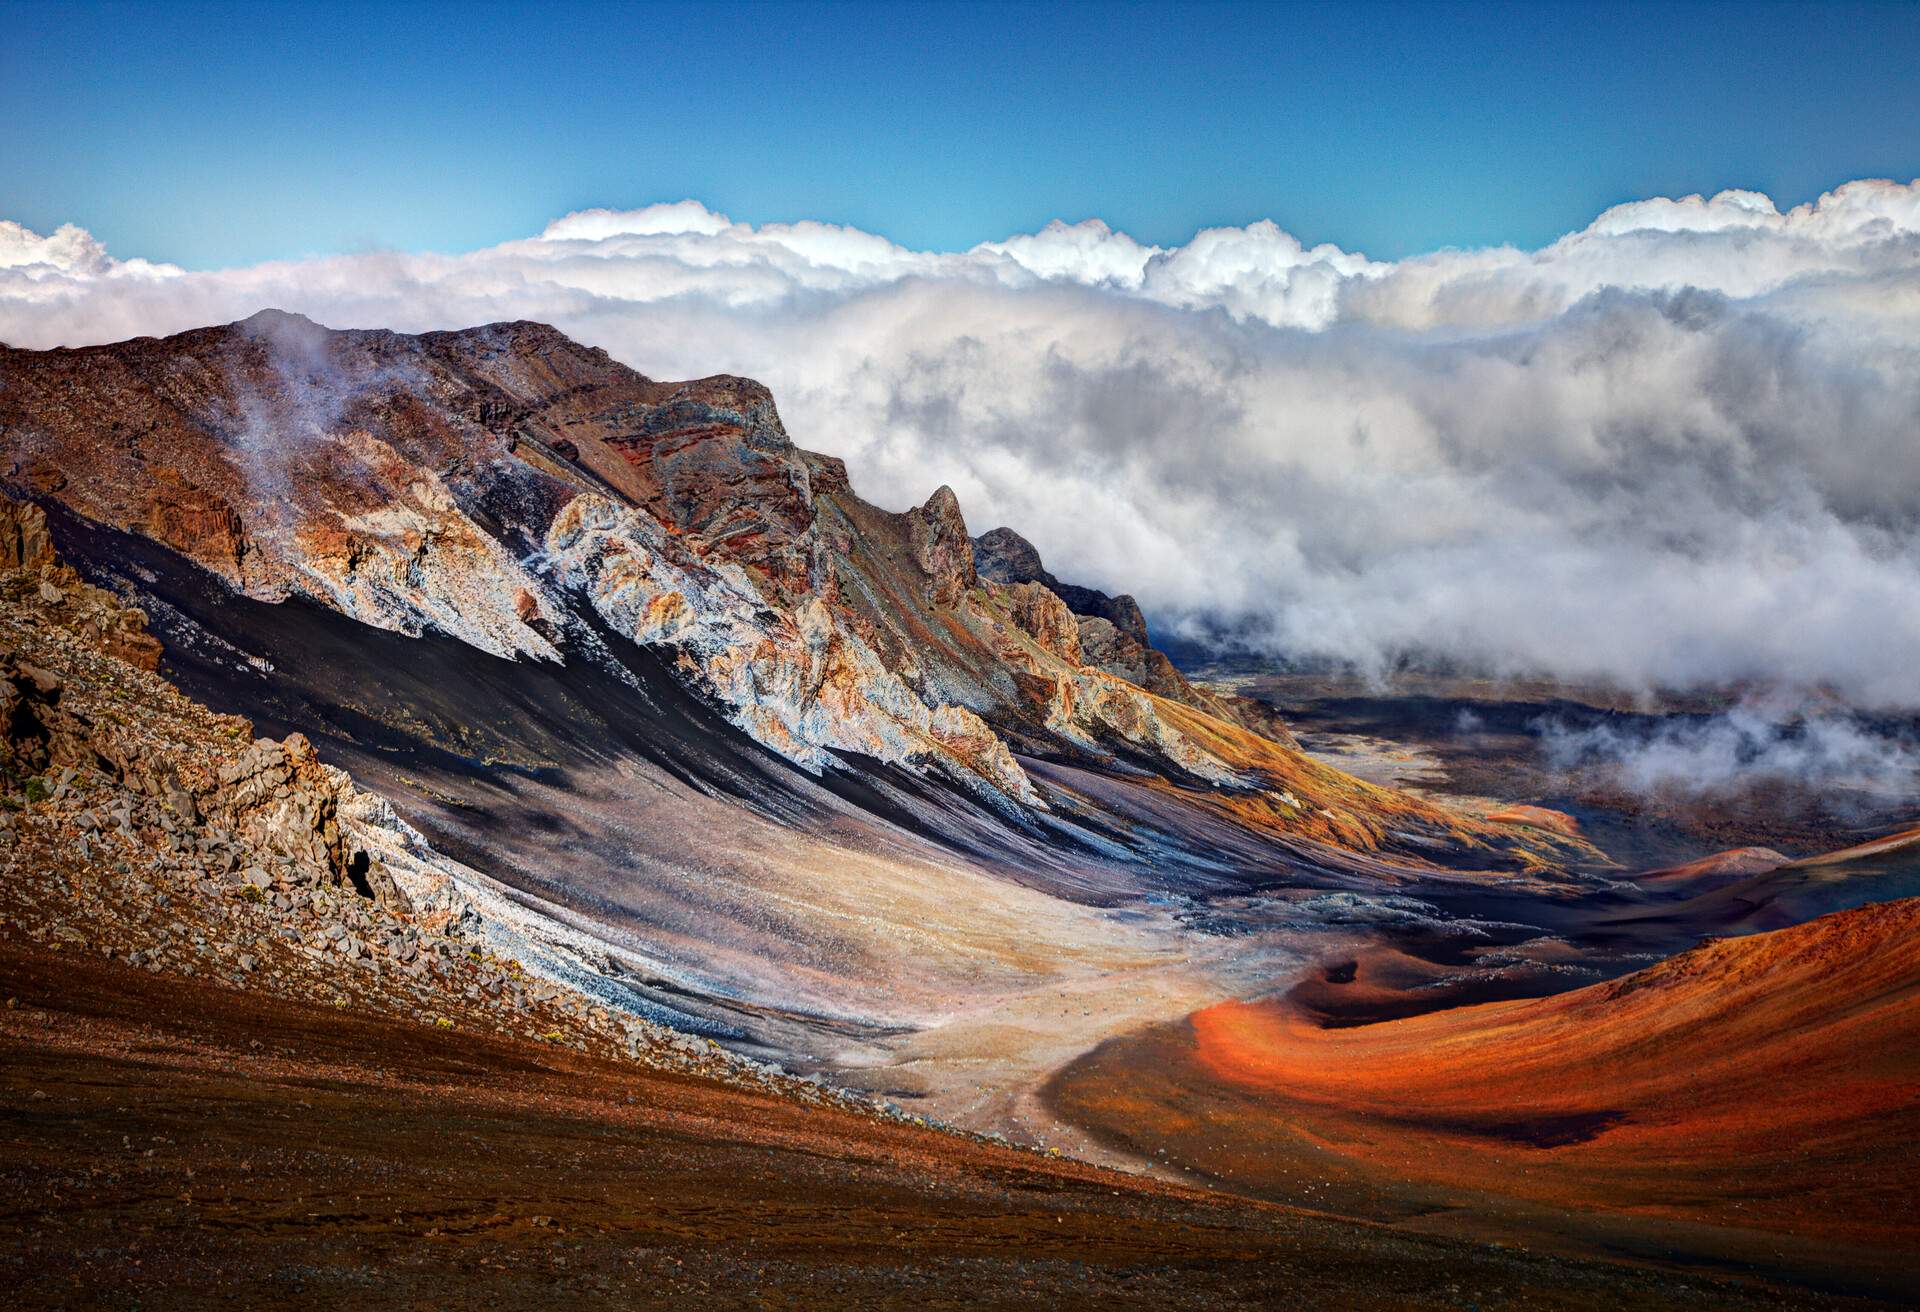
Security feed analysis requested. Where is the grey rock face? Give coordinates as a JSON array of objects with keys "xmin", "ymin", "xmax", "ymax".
[{"xmin": 972, "ymin": 526, "xmax": 1149, "ymax": 644}]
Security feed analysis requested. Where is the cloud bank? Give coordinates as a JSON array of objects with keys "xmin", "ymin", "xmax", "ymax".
[
  {"xmin": 5, "ymin": 181, "xmax": 1920, "ymax": 706},
  {"xmin": 1535, "ymin": 705, "xmax": 1920, "ymax": 800}
]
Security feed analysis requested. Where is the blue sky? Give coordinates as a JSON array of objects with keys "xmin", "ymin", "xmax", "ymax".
[{"xmin": 4, "ymin": 0, "xmax": 1918, "ymax": 268}]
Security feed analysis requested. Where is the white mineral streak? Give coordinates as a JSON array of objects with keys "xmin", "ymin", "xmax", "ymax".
[
  {"xmin": 338, "ymin": 787, "xmax": 742, "ymax": 1025},
  {"xmin": 244, "ymin": 432, "xmax": 563, "ymax": 662},
  {"xmin": 546, "ymin": 493, "xmax": 1041, "ymax": 807}
]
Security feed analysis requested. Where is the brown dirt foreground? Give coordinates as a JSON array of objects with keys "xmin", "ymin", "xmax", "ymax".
[{"xmin": 0, "ymin": 945, "xmax": 1878, "ymax": 1312}]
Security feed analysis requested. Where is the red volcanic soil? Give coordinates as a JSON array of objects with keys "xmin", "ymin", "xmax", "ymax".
[
  {"xmin": 1281, "ymin": 936, "xmax": 1601, "ymax": 1028},
  {"xmin": 1794, "ymin": 824, "xmax": 1920, "ymax": 867},
  {"xmin": 0, "ymin": 943, "xmax": 1843, "ymax": 1311},
  {"xmin": 1634, "ymin": 845, "xmax": 1791, "ymax": 891},
  {"xmin": 1048, "ymin": 899, "xmax": 1920, "ymax": 1303},
  {"xmin": 1482, "ymin": 803, "xmax": 1583, "ymax": 838}
]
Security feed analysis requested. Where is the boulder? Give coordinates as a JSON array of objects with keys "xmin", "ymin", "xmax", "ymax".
[{"xmin": 0, "ymin": 500, "xmax": 53, "ymax": 572}]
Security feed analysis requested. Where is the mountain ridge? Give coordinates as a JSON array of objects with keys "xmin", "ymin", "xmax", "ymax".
[
  {"xmin": 0, "ymin": 310, "xmax": 1604, "ymax": 1117},
  {"xmin": 0, "ymin": 310, "xmax": 1550, "ymax": 865}
]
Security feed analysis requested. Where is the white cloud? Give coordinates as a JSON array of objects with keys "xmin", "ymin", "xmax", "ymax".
[
  {"xmin": 538, "ymin": 200, "xmax": 735, "ymax": 240},
  {"xmin": 977, "ymin": 218, "xmax": 1158, "ymax": 286},
  {"xmin": 0, "ymin": 219, "xmax": 181, "ymax": 282},
  {"xmin": 5, "ymin": 180, "xmax": 1920, "ymax": 706},
  {"xmin": 1535, "ymin": 702, "xmax": 1920, "ymax": 799}
]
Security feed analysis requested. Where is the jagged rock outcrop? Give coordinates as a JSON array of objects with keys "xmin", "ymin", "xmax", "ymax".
[
  {"xmin": 971, "ymin": 526, "xmax": 1048, "ymax": 593},
  {"xmin": 1002, "ymin": 581, "xmax": 1082, "ymax": 665},
  {"xmin": 0, "ymin": 496, "xmax": 54, "ymax": 570},
  {"xmin": 0, "ymin": 500, "xmax": 399, "ymax": 908},
  {"xmin": 144, "ymin": 487, "xmax": 250, "ymax": 577},
  {"xmin": 213, "ymin": 733, "xmax": 408, "ymax": 910},
  {"xmin": 909, "ymin": 486, "xmax": 978, "ymax": 609},
  {"xmin": 973, "ymin": 525, "xmax": 1297, "ymax": 748},
  {"xmin": 0, "ymin": 653, "xmax": 77, "ymax": 778},
  {"xmin": 0, "ymin": 500, "xmax": 162, "ymax": 672},
  {"xmin": 974, "ymin": 525, "xmax": 1150, "ymax": 643}
]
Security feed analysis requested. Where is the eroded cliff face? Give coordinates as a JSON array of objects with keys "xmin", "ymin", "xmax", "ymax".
[
  {"xmin": 0, "ymin": 313, "xmax": 562, "ymax": 662},
  {"xmin": 546, "ymin": 492, "xmax": 1038, "ymax": 805},
  {"xmin": 0, "ymin": 312, "xmax": 1549, "ymax": 862},
  {"xmin": 973, "ymin": 524, "xmax": 1300, "ymax": 748}
]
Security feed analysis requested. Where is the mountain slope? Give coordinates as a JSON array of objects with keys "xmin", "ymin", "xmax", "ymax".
[{"xmin": 2, "ymin": 312, "xmax": 1541, "ymax": 855}]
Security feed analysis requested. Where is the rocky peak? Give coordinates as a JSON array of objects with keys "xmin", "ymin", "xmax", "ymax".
[
  {"xmin": 910, "ymin": 486, "xmax": 977, "ymax": 608},
  {"xmin": 668, "ymin": 374, "xmax": 788, "ymax": 443},
  {"xmin": 238, "ymin": 307, "xmax": 318, "ymax": 328},
  {"xmin": 972, "ymin": 526, "xmax": 1049, "ymax": 589},
  {"xmin": 235, "ymin": 307, "xmax": 323, "ymax": 336},
  {"xmin": 972, "ymin": 525, "xmax": 1148, "ymax": 644}
]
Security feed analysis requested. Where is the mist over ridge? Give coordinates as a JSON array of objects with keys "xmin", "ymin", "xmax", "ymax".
[{"xmin": 7, "ymin": 178, "xmax": 1920, "ymax": 707}]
